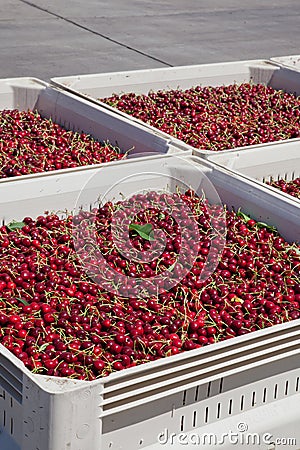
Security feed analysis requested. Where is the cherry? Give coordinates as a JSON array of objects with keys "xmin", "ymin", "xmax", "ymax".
[
  {"xmin": 0, "ymin": 109, "xmax": 124, "ymax": 180},
  {"xmin": 102, "ymin": 84, "xmax": 300, "ymax": 151},
  {"xmin": 267, "ymin": 177, "xmax": 300, "ymax": 200},
  {"xmin": 0, "ymin": 189, "xmax": 299, "ymax": 381}
]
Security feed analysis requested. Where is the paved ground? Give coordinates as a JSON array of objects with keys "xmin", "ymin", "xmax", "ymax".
[{"xmin": 1, "ymin": 0, "xmax": 300, "ymax": 82}]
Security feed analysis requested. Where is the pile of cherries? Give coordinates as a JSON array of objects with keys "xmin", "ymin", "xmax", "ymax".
[
  {"xmin": 0, "ymin": 109, "xmax": 123, "ymax": 178},
  {"xmin": 102, "ymin": 83, "xmax": 300, "ymax": 151},
  {"xmin": 0, "ymin": 190, "xmax": 299, "ymax": 380},
  {"xmin": 267, "ymin": 177, "xmax": 300, "ymax": 200}
]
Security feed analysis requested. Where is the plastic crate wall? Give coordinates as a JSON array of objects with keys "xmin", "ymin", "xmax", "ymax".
[
  {"xmin": 101, "ymin": 356, "xmax": 300, "ymax": 449},
  {"xmin": 1, "ymin": 350, "xmax": 300, "ymax": 450},
  {"xmin": 271, "ymin": 54, "xmax": 300, "ymax": 72},
  {"xmin": 206, "ymin": 140, "xmax": 300, "ymax": 205},
  {"xmin": 52, "ymin": 59, "xmax": 300, "ymax": 99}
]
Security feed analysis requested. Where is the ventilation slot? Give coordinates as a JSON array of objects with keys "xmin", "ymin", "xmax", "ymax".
[
  {"xmin": 219, "ymin": 377, "xmax": 224, "ymax": 393},
  {"xmin": 194, "ymin": 385, "xmax": 199, "ymax": 402},
  {"xmin": 296, "ymin": 377, "xmax": 299, "ymax": 392},
  {"xmin": 204, "ymin": 407, "xmax": 209, "ymax": 423},
  {"xmin": 206, "ymin": 381, "xmax": 211, "ymax": 398},
  {"xmin": 285, "ymin": 171, "xmax": 295, "ymax": 181},
  {"xmin": 228, "ymin": 399, "xmax": 233, "ymax": 415},
  {"xmin": 285, "ymin": 380, "xmax": 289, "ymax": 396},
  {"xmin": 240, "ymin": 395, "xmax": 244, "ymax": 411},
  {"xmin": 251, "ymin": 391, "xmax": 256, "ymax": 407},
  {"xmin": 180, "ymin": 415, "xmax": 185, "ymax": 432},
  {"xmin": 10, "ymin": 417, "xmax": 13, "ymax": 435},
  {"xmin": 262, "ymin": 387, "xmax": 267, "ymax": 403},
  {"xmin": 274, "ymin": 384, "xmax": 278, "ymax": 399},
  {"xmin": 182, "ymin": 390, "xmax": 186, "ymax": 406},
  {"xmin": 216, "ymin": 402, "xmax": 221, "ymax": 419},
  {"xmin": 193, "ymin": 410, "xmax": 197, "ymax": 428}
]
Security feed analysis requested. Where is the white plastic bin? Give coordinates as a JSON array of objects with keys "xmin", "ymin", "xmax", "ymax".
[
  {"xmin": 271, "ymin": 54, "xmax": 300, "ymax": 72},
  {"xmin": 206, "ymin": 140, "xmax": 300, "ymax": 205},
  {"xmin": 0, "ymin": 154, "xmax": 300, "ymax": 450},
  {"xmin": 146, "ymin": 387, "xmax": 300, "ymax": 449},
  {"xmin": 51, "ymin": 60, "xmax": 300, "ymax": 158},
  {"xmin": 0, "ymin": 77, "xmax": 181, "ymax": 184}
]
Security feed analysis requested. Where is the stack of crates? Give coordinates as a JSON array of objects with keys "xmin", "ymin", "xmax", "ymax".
[{"xmin": 1, "ymin": 57, "xmax": 300, "ymax": 449}]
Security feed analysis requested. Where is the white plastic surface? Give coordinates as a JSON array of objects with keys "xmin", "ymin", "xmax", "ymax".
[
  {"xmin": 0, "ymin": 154, "xmax": 300, "ymax": 449},
  {"xmin": 271, "ymin": 54, "xmax": 300, "ymax": 72},
  {"xmin": 51, "ymin": 59, "xmax": 297, "ymax": 98},
  {"xmin": 51, "ymin": 60, "xmax": 300, "ymax": 157},
  {"xmin": 0, "ymin": 77, "xmax": 180, "ymax": 184},
  {"xmin": 145, "ymin": 388, "xmax": 300, "ymax": 449},
  {"xmin": 206, "ymin": 140, "xmax": 300, "ymax": 204}
]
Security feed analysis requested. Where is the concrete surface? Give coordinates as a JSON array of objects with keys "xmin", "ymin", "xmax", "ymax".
[{"xmin": 0, "ymin": 0, "xmax": 300, "ymax": 81}]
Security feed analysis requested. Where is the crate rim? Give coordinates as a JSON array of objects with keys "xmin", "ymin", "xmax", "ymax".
[{"xmin": 2, "ymin": 301, "xmax": 300, "ymax": 393}]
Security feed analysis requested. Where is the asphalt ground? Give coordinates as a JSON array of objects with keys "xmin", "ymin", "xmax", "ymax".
[{"xmin": 1, "ymin": 0, "xmax": 300, "ymax": 82}]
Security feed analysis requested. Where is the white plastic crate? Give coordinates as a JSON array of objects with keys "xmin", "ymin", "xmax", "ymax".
[
  {"xmin": 206, "ymin": 140, "xmax": 300, "ymax": 205},
  {"xmin": 146, "ymin": 386, "xmax": 300, "ymax": 450},
  {"xmin": 0, "ymin": 77, "xmax": 181, "ymax": 185},
  {"xmin": 271, "ymin": 54, "xmax": 300, "ymax": 72},
  {"xmin": 51, "ymin": 59, "xmax": 300, "ymax": 158},
  {"xmin": 0, "ymin": 154, "xmax": 300, "ymax": 450}
]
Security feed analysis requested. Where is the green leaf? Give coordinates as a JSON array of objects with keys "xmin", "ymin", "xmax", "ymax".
[
  {"xmin": 7, "ymin": 221, "xmax": 26, "ymax": 231},
  {"xmin": 129, "ymin": 223, "xmax": 155, "ymax": 241},
  {"xmin": 167, "ymin": 260, "xmax": 177, "ymax": 272},
  {"xmin": 237, "ymin": 209, "xmax": 277, "ymax": 233},
  {"xmin": 287, "ymin": 246, "xmax": 300, "ymax": 255},
  {"xmin": 236, "ymin": 209, "xmax": 251, "ymax": 222},
  {"xmin": 255, "ymin": 221, "xmax": 277, "ymax": 233},
  {"xmin": 39, "ymin": 343, "xmax": 49, "ymax": 352},
  {"xmin": 18, "ymin": 298, "xmax": 29, "ymax": 306}
]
